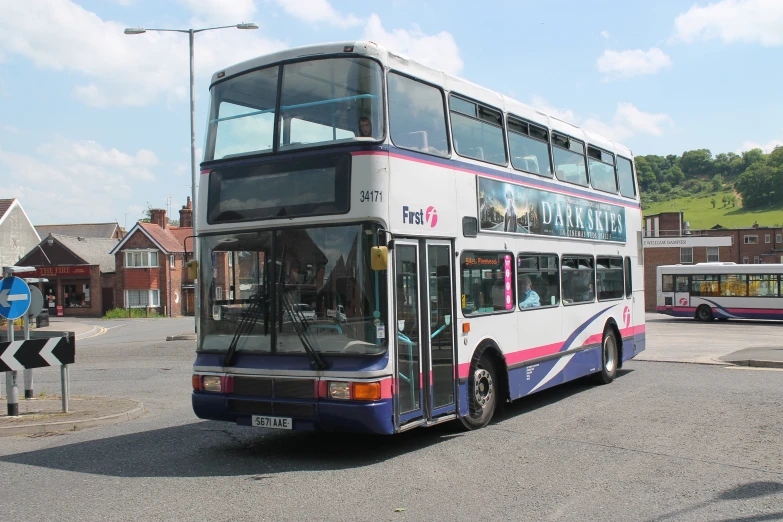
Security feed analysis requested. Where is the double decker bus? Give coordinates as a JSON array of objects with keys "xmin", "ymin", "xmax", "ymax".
[
  {"xmin": 657, "ymin": 263, "xmax": 783, "ymax": 321},
  {"xmin": 191, "ymin": 42, "xmax": 646, "ymax": 434}
]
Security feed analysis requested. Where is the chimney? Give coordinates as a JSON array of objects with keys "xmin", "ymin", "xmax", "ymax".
[
  {"xmin": 179, "ymin": 196, "xmax": 193, "ymax": 228},
  {"xmin": 150, "ymin": 208, "xmax": 167, "ymax": 229}
]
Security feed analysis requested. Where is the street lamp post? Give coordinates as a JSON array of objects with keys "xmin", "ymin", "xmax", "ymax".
[{"xmin": 125, "ymin": 22, "xmax": 258, "ymax": 328}]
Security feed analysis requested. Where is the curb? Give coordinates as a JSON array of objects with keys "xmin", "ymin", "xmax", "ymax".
[
  {"xmin": 167, "ymin": 334, "xmax": 196, "ymax": 341},
  {"xmin": 722, "ymin": 359, "xmax": 783, "ymax": 369},
  {"xmin": 0, "ymin": 402, "xmax": 145, "ymax": 437}
]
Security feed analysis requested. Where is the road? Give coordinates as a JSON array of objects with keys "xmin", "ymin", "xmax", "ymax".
[{"xmin": 1, "ymin": 317, "xmax": 782, "ymax": 521}]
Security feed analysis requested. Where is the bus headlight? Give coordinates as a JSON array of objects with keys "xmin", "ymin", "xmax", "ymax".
[
  {"xmin": 328, "ymin": 381, "xmax": 351, "ymax": 400},
  {"xmin": 202, "ymin": 375, "xmax": 222, "ymax": 392}
]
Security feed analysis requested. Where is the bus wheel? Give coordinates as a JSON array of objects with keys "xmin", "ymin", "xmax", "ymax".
[
  {"xmin": 593, "ymin": 328, "xmax": 618, "ymax": 385},
  {"xmin": 460, "ymin": 354, "xmax": 497, "ymax": 430},
  {"xmin": 696, "ymin": 305, "xmax": 713, "ymax": 322}
]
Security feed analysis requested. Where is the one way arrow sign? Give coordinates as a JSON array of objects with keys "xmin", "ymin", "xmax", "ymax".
[{"xmin": 0, "ymin": 336, "xmax": 75, "ymax": 371}]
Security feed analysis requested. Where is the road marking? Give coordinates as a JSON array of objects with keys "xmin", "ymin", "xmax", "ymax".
[
  {"xmin": 105, "ymin": 323, "xmax": 130, "ymax": 330},
  {"xmin": 724, "ymin": 366, "xmax": 783, "ymax": 372},
  {"xmin": 78, "ymin": 326, "xmax": 108, "ymax": 340}
]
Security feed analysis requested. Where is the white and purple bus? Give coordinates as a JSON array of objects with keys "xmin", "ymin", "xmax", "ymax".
[
  {"xmin": 191, "ymin": 42, "xmax": 646, "ymax": 434},
  {"xmin": 656, "ymin": 263, "xmax": 783, "ymax": 321}
]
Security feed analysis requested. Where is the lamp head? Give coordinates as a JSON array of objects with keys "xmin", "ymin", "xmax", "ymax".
[
  {"xmin": 124, "ymin": 27, "xmax": 146, "ymax": 35},
  {"xmin": 236, "ymin": 23, "xmax": 258, "ymax": 30}
]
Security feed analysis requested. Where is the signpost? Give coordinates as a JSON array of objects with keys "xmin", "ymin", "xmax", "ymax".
[
  {"xmin": 24, "ymin": 285, "xmax": 44, "ymax": 399},
  {"xmin": 1, "ymin": 273, "xmax": 31, "ymax": 416}
]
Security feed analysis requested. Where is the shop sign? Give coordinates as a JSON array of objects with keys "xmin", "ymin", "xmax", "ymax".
[{"xmin": 16, "ymin": 266, "xmax": 91, "ymax": 278}]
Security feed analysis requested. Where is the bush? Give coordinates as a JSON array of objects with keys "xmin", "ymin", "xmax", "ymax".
[{"xmin": 103, "ymin": 308, "xmax": 164, "ymax": 319}]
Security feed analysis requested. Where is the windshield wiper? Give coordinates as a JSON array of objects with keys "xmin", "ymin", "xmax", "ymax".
[
  {"xmin": 279, "ymin": 281, "xmax": 328, "ymax": 370},
  {"xmin": 224, "ymin": 293, "xmax": 266, "ymax": 367}
]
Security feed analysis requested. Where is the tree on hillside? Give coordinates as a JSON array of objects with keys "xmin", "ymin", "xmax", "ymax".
[
  {"xmin": 680, "ymin": 149, "xmax": 713, "ymax": 177},
  {"xmin": 735, "ymin": 162, "xmax": 783, "ymax": 208},
  {"xmin": 711, "ymin": 198, "xmax": 716, "ymax": 208},
  {"xmin": 741, "ymin": 148, "xmax": 765, "ymax": 169},
  {"xmin": 767, "ymin": 146, "xmax": 783, "ymax": 169},
  {"xmin": 663, "ymin": 165, "xmax": 685, "ymax": 185},
  {"xmin": 635, "ymin": 157, "xmax": 656, "ymax": 190},
  {"xmin": 714, "ymin": 152, "xmax": 744, "ymax": 178},
  {"xmin": 711, "ymin": 174, "xmax": 722, "ymax": 191}
]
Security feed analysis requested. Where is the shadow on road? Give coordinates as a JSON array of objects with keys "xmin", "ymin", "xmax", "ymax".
[{"xmin": 0, "ymin": 369, "xmax": 634, "ymax": 478}]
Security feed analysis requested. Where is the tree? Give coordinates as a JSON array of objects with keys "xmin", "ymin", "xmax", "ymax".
[
  {"xmin": 735, "ymin": 162, "xmax": 781, "ymax": 208},
  {"xmin": 635, "ymin": 157, "xmax": 656, "ymax": 190},
  {"xmin": 711, "ymin": 174, "xmax": 723, "ymax": 191},
  {"xmin": 741, "ymin": 148, "xmax": 765, "ymax": 169},
  {"xmin": 680, "ymin": 149, "xmax": 713, "ymax": 177},
  {"xmin": 663, "ymin": 165, "xmax": 685, "ymax": 186},
  {"xmin": 711, "ymin": 198, "xmax": 716, "ymax": 208}
]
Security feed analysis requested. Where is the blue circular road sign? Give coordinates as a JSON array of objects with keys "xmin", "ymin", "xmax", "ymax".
[{"xmin": 0, "ymin": 276, "xmax": 32, "ymax": 320}]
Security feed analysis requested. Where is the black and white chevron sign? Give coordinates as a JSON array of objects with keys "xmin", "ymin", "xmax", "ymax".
[{"xmin": 0, "ymin": 336, "xmax": 75, "ymax": 371}]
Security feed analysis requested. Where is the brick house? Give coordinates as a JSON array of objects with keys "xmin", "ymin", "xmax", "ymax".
[
  {"xmin": 16, "ymin": 233, "xmax": 120, "ymax": 317},
  {"xmin": 109, "ymin": 200, "xmax": 194, "ymax": 316},
  {"xmin": 642, "ymin": 212, "xmax": 783, "ymax": 311}
]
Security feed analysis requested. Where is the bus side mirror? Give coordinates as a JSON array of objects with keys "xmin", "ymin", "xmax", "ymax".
[
  {"xmin": 371, "ymin": 246, "xmax": 388, "ymax": 271},
  {"xmin": 186, "ymin": 260, "xmax": 199, "ymax": 280}
]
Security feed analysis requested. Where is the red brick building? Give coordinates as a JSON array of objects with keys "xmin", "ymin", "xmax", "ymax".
[
  {"xmin": 110, "ymin": 201, "xmax": 194, "ymax": 316},
  {"xmin": 642, "ymin": 212, "xmax": 783, "ymax": 311}
]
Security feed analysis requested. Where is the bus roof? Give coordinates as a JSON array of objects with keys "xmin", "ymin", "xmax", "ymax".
[
  {"xmin": 657, "ymin": 263, "xmax": 783, "ymax": 274},
  {"xmin": 210, "ymin": 41, "xmax": 634, "ymax": 159}
]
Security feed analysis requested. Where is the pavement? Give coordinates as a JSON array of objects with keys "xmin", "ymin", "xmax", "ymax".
[{"xmin": 637, "ymin": 312, "xmax": 783, "ymax": 368}]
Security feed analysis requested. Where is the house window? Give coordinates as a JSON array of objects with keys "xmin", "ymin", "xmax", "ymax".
[
  {"xmin": 706, "ymin": 247, "xmax": 719, "ymax": 262},
  {"xmin": 742, "ymin": 256, "xmax": 749, "ymax": 264},
  {"xmin": 170, "ymin": 255, "xmax": 175, "ymax": 269},
  {"xmin": 765, "ymin": 234, "xmax": 770, "ymax": 244},
  {"xmin": 754, "ymin": 256, "xmax": 760, "ymax": 264},
  {"xmin": 680, "ymin": 247, "xmax": 693, "ymax": 264},
  {"xmin": 731, "ymin": 236, "xmax": 735, "ymax": 245},
  {"xmin": 744, "ymin": 235, "xmax": 758, "ymax": 244},
  {"xmin": 776, "ymin": 234, "xmax": 782, "ymax": 244},
  {"xmin": 125, "ymin": 250, "xmax": 159, "ymax": 268},
  {"xmin": 124, "ymin": 289, "xmax": 160, "ymax": 308}
]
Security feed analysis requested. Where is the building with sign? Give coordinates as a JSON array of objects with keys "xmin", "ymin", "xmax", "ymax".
[
  {"xmin": 35, "ymin": 222, "xmax": 124, "ymax": 240},
  {"xmin": 15, "ymin": 233, "xmax": 120, "ymax": 317},
  {"xmin": 109, "ymin": 201, "xmax": 194, "ymax": 316},
  {"xmin": 642, "ymin": 211, "xmax": 783, "ymax": 311},
  {"xmin": 0, "ymin": 199, "xmax": 41, "ymax": 270}
]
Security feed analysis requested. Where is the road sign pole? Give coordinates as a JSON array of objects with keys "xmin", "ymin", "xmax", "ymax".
[
  {"xmin": 6, "ymin": 317, "xmax": 19, "ymax": 416},
  {"xmin": 23, "ymin": 314, "xmax": 33, "ymax": 399},
  {"xmin": 60, "ymin": 364, "xmax": 69, "ymax": 413}
]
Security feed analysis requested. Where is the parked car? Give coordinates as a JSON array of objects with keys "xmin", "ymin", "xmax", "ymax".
[{"xmin": 284, "ymin": 303, "xmax": 316, "ymax": 322}]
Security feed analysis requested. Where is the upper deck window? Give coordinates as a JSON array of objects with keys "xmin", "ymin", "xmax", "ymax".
[
  {"xmin": 552, "ymin": 133, "xmax": 588, "ymax": 187},
  {"xmin": 507, "ymin": 117, "xmax": 552, "ymax": 177},
  {"xmin": 449, "ymin": 95, "xmax": 507, "ymax": 166},
  {"xmin": 204, "ymin": 58, "xmax": 383, "ymax": 161},
  {"xmin": 388, "ymin": 73, "xmax": 449, "ymax": 157},
  {"xmin": 588, "ymin": 146, "xmax": 618, "ymax": 194},
  {"xmin": 616, "ymin": 156, "xmax": 637, "ymax": 199}
]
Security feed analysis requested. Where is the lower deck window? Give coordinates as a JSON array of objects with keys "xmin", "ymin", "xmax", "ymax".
[
  {"xmin": 596, "ymin": 257, "xmax": 624, "ymax": 300},
  {"xmin": 561, "ymin": 255, "xmax": 594, "ymax": 304},
  {"xmin": 460, "ymin": 251, "xmax": 514, "ymax": 315},
  {"xmin": 517, "ymin": 254, "xmax": 559, "ymax": 309}
]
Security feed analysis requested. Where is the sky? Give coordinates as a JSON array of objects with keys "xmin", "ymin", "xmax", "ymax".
[{"xmin": 0, "ymin": 0, "xmax": 782, "ymax": 226}]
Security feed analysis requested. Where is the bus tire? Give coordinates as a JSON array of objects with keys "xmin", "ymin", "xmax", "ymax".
[
  {"xmin": 459, "ymin": 352, "xmax": 497, "ymax": 430},
  {"xmin": 696, "ymin": 305, "xmax": 713, "ymax": 322},
  {"xmin": 592, "ymin": 328, "xmax": 618, "ymax": 385}
]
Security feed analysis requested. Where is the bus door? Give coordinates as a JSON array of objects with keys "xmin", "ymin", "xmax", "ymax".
[
  {"xmin": 675, "ymin": 275, "xmax": 690, "ymax": 307},
  {"xmin": 393, "ymin": 239, "xmax": 457, "ymax": 430}
]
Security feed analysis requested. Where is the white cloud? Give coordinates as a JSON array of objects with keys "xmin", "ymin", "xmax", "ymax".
[
  {"xmin": 738, "ymin": 139, "xmax": 783, "ymax": 153},
  {"xmin": 363, "ymin": 14, "xmax": 463, "ymax": 75},
  {"xmin": 601, "ymin": 30, "xmax": 610, "ymax": 39},
  {"xmin": 0, "ymin": 137, "xmax": 162, "ymax": 223},
  {"xmin": 0, "ymin": 0, "xmax": 286, "ymax": 108},
  {"xmin": 178, "ymin": 0, "xmax": 257, "ymax": 25},
  {"xmin": 674, "ymin": 0, "xmax": 783, "ymax": 46},
  {"xmin": 1, "ymin": 124, "xmax": 20, "ymax": 134},
  {"xmin": 532, "ymin": 97, "xmax": 673, "ymax": 142},
  {"xmin": 597, "ymin": 48, "xmax": 672, "ymax": 78},
  {"xmin": 274, "ymin": 0, "xmax": 363, "ymax": 28}
]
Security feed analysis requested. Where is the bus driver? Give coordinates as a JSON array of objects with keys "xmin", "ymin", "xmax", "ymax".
[{"xmin": 519, "ymin": 275, "xmax": 540, "ymax": 308}]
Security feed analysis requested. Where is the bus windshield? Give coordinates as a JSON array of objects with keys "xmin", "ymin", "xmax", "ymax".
[
  {"xmin": 205, "ymin": 57, "xmax": 384, "ymax": 161},
  {"xmin": 198, "ymin": 223, "xmax": 388, "ymax": 356}
]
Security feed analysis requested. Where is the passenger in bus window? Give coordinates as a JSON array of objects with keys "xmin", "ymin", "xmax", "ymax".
[
  {"xmin": 518, "ymin": 275, "xmax": 540, "ymax": 308},
  {"xmin": 583, "ymin": 281, "xmax": 595, "ymax": 301},
  {"xmin": 358, "ymin": 116, "xmax": 373, "ymax": 137}
]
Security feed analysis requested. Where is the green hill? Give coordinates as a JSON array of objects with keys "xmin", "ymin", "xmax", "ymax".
[{"xmin": 642, "ymin": 192, "xmax": 783, "ymax": 229}]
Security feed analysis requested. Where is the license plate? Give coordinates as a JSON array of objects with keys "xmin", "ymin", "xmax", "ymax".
[{"xmin": 251, "ymin": 415, "xmax": 293, "ymax": 430}]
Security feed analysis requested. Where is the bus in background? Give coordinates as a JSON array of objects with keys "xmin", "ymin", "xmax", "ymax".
[
  {"xmin": 657, "ymin": 263, "xmax": 783, "ymax": 321},
  {"xmin": 191, "ymin": 41, "xmax": 646, "ymax": 434}
]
